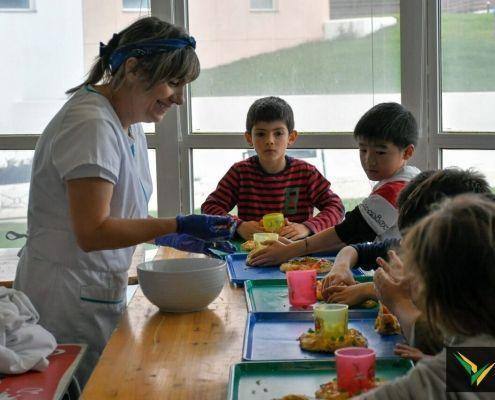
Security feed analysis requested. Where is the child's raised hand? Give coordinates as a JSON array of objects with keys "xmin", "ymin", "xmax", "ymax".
[
  {"xmin": 374, "ymin": 267, "xmax": 411, "ymax": 311},
  {"xmin": 236, "ymin": 220, "xmax": 265, "ymax": 240},
  {"xmin": 322, "ymin": 282, "xmax": 374, "ymax": 307},
  {"xmin": 377, "ymin": 250, "xmax": 407, "ymax": 282},
  {"xmin": 279, "ymin": 221, "xmax": 311, "ymax": 240}
]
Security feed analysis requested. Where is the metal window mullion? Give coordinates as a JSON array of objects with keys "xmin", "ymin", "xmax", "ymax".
[
  {"xmin": 152, "ymin": 0, "xmax": 182, "ymax": 217},
  {"xmin": 0, "ymin": 135, "xmax": 39, "ymax": 150},
  {"xmin": 400, "ymin": 0, "xmax": 429, "ymax": 171},
  {"xmin": 182, "ymin": 134, "xmax": 358, "ymax": 149},
  {"xmin": 426, "ymin": 0, "xmax": 441, "ymax": 169}
]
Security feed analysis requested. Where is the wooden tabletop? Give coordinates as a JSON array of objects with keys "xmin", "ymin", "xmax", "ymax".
[{"xmin": 81, "ymin": 248, "xmax": 246, "ymax": 400}]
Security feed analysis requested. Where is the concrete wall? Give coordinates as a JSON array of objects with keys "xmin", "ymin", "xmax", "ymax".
[
  {"xmin": 188, "ymin": 0, "xmax": 329, "ymax": 69},
  {"xmin": 82, "ymin": 0, "xmax": 144, "ymax": 74}
]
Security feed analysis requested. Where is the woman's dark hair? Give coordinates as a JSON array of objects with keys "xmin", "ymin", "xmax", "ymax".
[
  {"xmin": 403, "ymin": 194, "xmax": 495, "ymax": 337},
  {"xmin": 397, "ymin": 168, "xmax": 491, "ymax": 231},
  {"xmin": 67, "ymin": 17, "xmax": 200, "ymax": 94}
]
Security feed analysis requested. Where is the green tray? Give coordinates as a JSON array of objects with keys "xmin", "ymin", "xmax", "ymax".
[
  {"xmin": 227, "ymin": 358, "xmax": 413, "ymax": 400},
  {"xmin": 244, "ymin": 277, "xmax": 379, "ymax": 314}
]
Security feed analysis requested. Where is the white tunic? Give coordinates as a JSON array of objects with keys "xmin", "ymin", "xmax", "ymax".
[{"xmin": 14, "ymin": 85, "xmax": 152, "ymax": 386}]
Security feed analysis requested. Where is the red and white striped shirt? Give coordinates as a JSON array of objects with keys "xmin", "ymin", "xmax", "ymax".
[{"xmin": 201, "ymin": 156, "xmax": 344, "ymax": 233}]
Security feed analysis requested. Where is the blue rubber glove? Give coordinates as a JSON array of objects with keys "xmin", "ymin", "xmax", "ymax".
[
  {"xmin": 175, "ymin": 214, "xmax": 236, "ymax": 241},
  {"xmin": 154, "ymin": 233, "xmax": 237, "ymax": 258}
]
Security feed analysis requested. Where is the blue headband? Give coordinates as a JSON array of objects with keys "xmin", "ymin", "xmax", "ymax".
[{"xmin": 99, "ymin": 36, "xmax": 196, "ymax": 73}]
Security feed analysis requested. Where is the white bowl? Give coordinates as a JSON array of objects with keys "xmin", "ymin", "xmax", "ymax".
[{"xmin": 137, "ymin": 258, "xmax": 226, "ymax": 313}]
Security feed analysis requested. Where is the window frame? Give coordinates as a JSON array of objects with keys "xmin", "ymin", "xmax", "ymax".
[
  {"xmin": 122, "ymin": 0, "xmax": 150, "ymax": 12},
  {"xmin": 0, "ymin": 0, "xmax": 34, "ymax": 12},
  {"xmin": 1, "ymin": 0, "xmax": 494, "ymax": 223},
  {"xmin": 249, "ymin": 0, "xmax": 277, "ymax": 13}
]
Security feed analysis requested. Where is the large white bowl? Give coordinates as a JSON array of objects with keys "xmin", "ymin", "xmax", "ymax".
[{"xmin": 137, "ymin": 258, "xmax": 226, "ymax": 313}]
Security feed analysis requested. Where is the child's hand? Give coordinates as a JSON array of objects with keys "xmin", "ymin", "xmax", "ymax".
[
  {"xmin": 247, "ymin": 240, "xmax": 290, "ymax": 266},
  {"xmin": 321, "ymin": 264, "xmax": 356, "ymax": 289},
  {"xmin": 322, "ymin": 282, "xmax": 374, "ymax": 306},
  {"xmin": 394, "ymin": 343, "xmax": 428, "ymax": 362},
  {"xmin": 236, "ymin": 220, "xmax": 265, "ymax": 240},
  {"xmin": 374, "ymin": 266, "xmax": 413, "ymax": 312},
  {"xmin": 279, "ymin": 222, "xmax": 311, "ymax": 240}
]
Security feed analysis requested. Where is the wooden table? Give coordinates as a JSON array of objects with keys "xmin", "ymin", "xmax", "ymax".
[{"xmin": 81, "ymin": 248, "xmax": 246, "ymax": 400}]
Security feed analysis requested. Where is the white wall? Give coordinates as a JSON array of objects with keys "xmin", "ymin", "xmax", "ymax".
[{"xmin": 0, "ymin": 0, "xmax": 84, "ymax": 133}]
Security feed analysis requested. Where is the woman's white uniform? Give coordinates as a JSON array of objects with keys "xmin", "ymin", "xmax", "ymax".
[{"xmin": 14, "ymin": 86, "xmax": 152, "ymax": 386}]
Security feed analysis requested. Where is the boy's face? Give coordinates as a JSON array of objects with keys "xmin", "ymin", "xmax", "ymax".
[
  {"xmin": 358, "ymin": 138, "xmax": 414, "ymax": 181},
  {"xmin": 245, "ymin": 120, "xmax": 297, "ymax": 164}
]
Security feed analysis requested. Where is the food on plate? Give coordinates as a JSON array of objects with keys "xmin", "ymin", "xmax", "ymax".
[
  {"xmin": 280, "ymin": 257, "xmax": 333, "ymax": 273},
  {"xmin": 316, "ymin": 281, "xmax": 378, "ymax": 309},
  {"xmin": 277, "ymin": 396, "xmax": 311, "ymax": 400},
  {"xmin": 314, "ymin": 378, "xmax": 384, "ymax": 399},
  {"xmin": 374, "ymin": 303, "xmax": 401, "ymax": 335},
  {"xmin": 240, "ymin": 240, "xmax": 255, "ymax": 252},
  {"xmin": 299, "ymin": 328, "xmax": 367, "ymax": 353}
]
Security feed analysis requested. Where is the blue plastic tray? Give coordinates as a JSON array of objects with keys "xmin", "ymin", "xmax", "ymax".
[
  {"xmin": 242, "ymin": 312, "xmax": 403, "ymax": 361},
  {"xmin": 227, "ymin": 253, "xmax": 364, "ymax": 286}
]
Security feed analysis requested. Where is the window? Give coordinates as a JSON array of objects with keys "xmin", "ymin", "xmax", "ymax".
[
  {"xmin": 440, "ymin": 1, "xmax": 495, "ymax": 133},
  {"xmin": 250, "ymin": 0, "xmax": 276, "ymax": 12},
  {"xmin": 442, "ymin": 150, "xmax": 495, "ymax": 188},
  {"xmin": 123, "ymin": 0, "xmax": 150, "ymax": 11},
  {"xmin": 189, "ymin": 0, "xmax": 401, "ymax": 133},
  {"xmin": 0, "ymin": 0, "xmax": 30, "ymax": 10}
]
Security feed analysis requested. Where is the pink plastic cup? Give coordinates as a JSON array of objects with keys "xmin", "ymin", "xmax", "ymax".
[
  {"xmin": 335, "ymin": 347, "xmax": 376, "ymax": 395},
  {"xmin": 286, "ymin": 270, "xmax": 317, "ymax": 307}
]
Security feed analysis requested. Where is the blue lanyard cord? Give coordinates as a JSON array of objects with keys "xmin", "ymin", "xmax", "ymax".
[{"xmin": 130, "ymin": 143, "xmax": 149, "ymax": 204}]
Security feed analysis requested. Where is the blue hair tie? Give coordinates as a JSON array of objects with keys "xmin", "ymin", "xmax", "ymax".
[{"xmin": 103, "ymin": 36, "xmax": 196, "ymax": 73}]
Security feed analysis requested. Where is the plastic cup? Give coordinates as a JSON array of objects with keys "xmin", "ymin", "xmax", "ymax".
[
  {"xmin": 262, "ymin": 213, "xmax": 285, "ymax": 233},
  {"xmin": 335, "ymin": 347, "xmax": 376, "ymax": 395},
  {"xmin": 253, "ymin": 232, "xmax": 279, "ymax": 249},
  {"xmin": 286, "ymin": 270, "xmax": 317, "ymax": 307},
  {"xmin": 313, "ymin": 304, "xmax": 348, "ymax": 338}
]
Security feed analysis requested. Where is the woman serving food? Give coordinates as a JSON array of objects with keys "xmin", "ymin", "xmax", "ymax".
[{"xmin": 14, "ymin": 17, "xmax": 233, "ymax": 387}]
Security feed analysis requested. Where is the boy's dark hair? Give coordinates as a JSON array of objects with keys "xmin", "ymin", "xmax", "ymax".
[
  {"xmin": 354, "ymin": 102, "xmax": 418, "ymax": 148},
  {"xmin": 246, "ymin": 96, "xmax": 294, "ymax": 133},
  {"xmin": 403, "ymin": 194, "xmax": 495, "ymax": 337},
  {"xmin": 397, "ymin": 168, "xmax": 491, "ymax": 230}
]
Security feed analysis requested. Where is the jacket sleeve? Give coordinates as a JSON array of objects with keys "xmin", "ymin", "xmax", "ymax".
[
  {"xmin": 334, "ymin": 206, "xmax": 378, "ymax": 245},
  {"xmin": 302, "ymin": 169, "xmax": 345, "ymax": 233},
  {"xmin": 200, "ymin": 166, "xmax": 241, "ymax": 221},
  {"xmin": 350, "ymin": 239, "xmax": 401, "ymax": 270}
]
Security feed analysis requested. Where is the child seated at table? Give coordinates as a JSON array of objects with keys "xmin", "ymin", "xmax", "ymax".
[
  {"xmin": 322, "ymin": 168, "xmax": 490, "ymax": 294},
  {"xmin": 248, "ymin": 102, "xmax": 420, "ymax": 266},
  {"xmin": 201, "ymin": 96, "xmax": 344, "ymax": 240},
  {"xmin": 353, "ymin": 194, "xmax": 495, "ymax": 399}
]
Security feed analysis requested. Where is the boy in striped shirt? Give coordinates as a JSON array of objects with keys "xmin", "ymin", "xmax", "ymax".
[{"xmin": 201, "ymin": 96, "xmax": 345, "ymax": 240}]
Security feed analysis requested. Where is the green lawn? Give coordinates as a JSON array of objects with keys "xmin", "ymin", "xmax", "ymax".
[{"xmin": 192, "ymin": 13, "xmax": 495, "ymax": 97}]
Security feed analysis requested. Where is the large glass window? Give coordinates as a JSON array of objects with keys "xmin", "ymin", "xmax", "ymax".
[
  {"xmin": 188, "ymin": 0, "xmax": 400, "ymax": 133},
  {"xmin": 441, "ymin": 0, "xmax": 495, "ymax": 132},
  {"xmin": 0, "ymin": 0, "xmax": 30, "ymax": 9},
  {"xmin": 442, "ymin": 149, "xmax": 495, "ymax": 188}
]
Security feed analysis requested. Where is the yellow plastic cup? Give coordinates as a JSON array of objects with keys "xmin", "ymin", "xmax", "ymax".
[
  {"xmin": 262, "ymin": 213, "xmax": 285, "ymax": 233},
  {"xmin": 314, "ymin": 304, "xmax": 349, "ymax": 339},
  {"xmin": 253, "ymin": 232, "xmax": 279, "ymax": 249}
]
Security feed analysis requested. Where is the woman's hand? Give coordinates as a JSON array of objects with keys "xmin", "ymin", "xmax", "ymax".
[
  {"xmin": 247, "ymin": 239, "xmax": 295, "ymax": 266},
  {"xmin": 279, "ymin": 222, "xmax": 311, "ymax": 240},
  {"xmin": 176, "ymin": 214, "xmax": 235, "ymax": 241},
  {"xmin": 322, "ymin": 282, "xmax": 375, "ymax": 306},
  {"xmin": 236, "ymin": 220, "xmax": 265, "ymax": 240}
]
